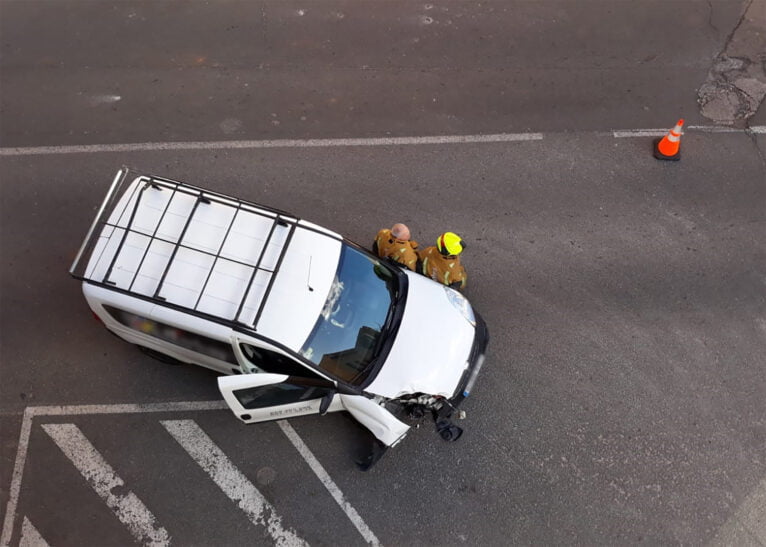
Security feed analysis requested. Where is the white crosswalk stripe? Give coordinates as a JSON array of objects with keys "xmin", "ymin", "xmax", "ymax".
[
  {"xmin": 278, "ymin": 421, "xmax": 380, "ymax": 546},
  {"xmin": 4, "ymin": 404, "xmax": 378, "ymax": 546},
  {"xmin": 18, "ymin": 517, "xmax": 49, "ymax": 547},
  {"xmin": 161, "ymin": 419, "xmax": 308, "ymax": 547},
  {"xmin": 41, "ymin": 424, "xmax": 171, "ymax": 547}
]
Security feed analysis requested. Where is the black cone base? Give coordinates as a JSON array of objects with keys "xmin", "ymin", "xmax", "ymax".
[{"xmin": 653, "ymin": 138, "xmax": 681, "ymax": 161}]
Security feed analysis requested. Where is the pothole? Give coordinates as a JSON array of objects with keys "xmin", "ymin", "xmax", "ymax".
[{"xmin": 697, "ymin": 1, "xmax": 766, "ymax": 125}]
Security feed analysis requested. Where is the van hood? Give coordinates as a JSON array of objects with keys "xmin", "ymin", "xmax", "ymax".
[{"xmin": 366, "ymin": 271, "xmax": 476, "ymax": 399}]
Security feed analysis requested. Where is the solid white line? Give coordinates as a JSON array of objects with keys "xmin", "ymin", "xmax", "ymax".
[
  {"xmin": 750, "ymin": 126, "xmax": 766, "ymax": 134},
  {"xmin": 41, "ymin": 423, "xmax": 171, "ymax": 546},
  {"xmin": 0, "ymin": 133, "xmax": 544, "ymax": 156},
  {"xmin": 1, "ymin": 409, "xmax": 34, "ymax": 547},
  {"xmin": 161, "ymin": 419, "xmax": 307, "ymax": 547},
  {"xmin": 19, "ymin": 517, "xmax": 49, "ymax": 547},
  {"xmin": 613, "ymin": 125, "xmax": 750, "ymax": 137},
  {"xmin": 613, "ymin": 129, "xmax": 669, "ymax": 138},
  {"xmin": 278, "ymin": 420, "xmax": 381, "ymax": 547},
  {"xmin": 25, "ymin": 400, "xmax": 228, "ymax": 416},
  {"xmin": 687, "ymin": 125, "xmax": 743, "ymax": 133}
]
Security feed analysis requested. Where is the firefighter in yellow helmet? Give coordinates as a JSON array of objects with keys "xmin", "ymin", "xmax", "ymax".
[
  {"xmin": 419, "ymin": 232, "xmax": 467, "ymax": 290},
  {"xmin": 373, "ymin": 223, "xmax": 420, "ymax": 271}
]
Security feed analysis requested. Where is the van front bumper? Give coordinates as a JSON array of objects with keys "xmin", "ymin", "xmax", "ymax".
[{"xmin": 449, "ymin": 311, "xmax": 489, "ymax": 407}]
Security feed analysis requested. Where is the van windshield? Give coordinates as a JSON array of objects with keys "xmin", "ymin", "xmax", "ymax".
[{"xmin": 299, "ymin": 245, "xmax": 401, "ymax": 385}]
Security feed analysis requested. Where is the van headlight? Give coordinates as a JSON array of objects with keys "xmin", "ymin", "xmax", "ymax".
[{"xmin": 444, "ymin": 287, "xmax": 475, "ymax": 326}]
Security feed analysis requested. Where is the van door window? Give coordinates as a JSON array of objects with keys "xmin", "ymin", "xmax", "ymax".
[
  {"xmin": 240, "ymin": 343, "xmax": 321, "ymax": 378},
  {"xmin": 103, "ymin": 305, "xmax": 238, "ymax": 365},
  {"xmin": 234, "ymin": 381, "xmax": 333, "ymax": 410}
]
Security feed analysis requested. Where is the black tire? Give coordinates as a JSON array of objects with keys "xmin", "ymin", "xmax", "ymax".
[
  {"xmin": 138, "ymin": 345, "xmax": 184, "ymax": 365},
  {"xmin": 436, "ymin": 419, "xmax": 464, "ymax": 442}
]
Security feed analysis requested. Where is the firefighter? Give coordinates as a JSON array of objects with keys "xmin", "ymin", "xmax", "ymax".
[
  {"xmin": 419, "ymin": 232, "xmax": 467, "ymax": 290},
  {"xmin": 373, "ymin": 223, "xmax": 420, "ymax": 271}
]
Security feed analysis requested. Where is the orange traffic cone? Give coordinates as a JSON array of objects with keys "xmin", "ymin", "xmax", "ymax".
[{"xmin": 654, "ymin": 119, "xmax": 684, "ymax": 161}]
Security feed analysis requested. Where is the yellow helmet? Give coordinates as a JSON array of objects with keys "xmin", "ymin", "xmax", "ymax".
[{"xmin": 437, "ymin": 232, "xmax": 465, "ymax": 256}]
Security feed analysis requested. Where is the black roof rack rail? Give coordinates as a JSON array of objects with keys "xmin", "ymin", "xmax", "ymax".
[{"xmin": 71, "ymin": 168, "xmax": 302, "ymax": 329}]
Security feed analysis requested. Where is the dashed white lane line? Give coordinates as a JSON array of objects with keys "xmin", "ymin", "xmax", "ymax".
[
  {"xmin": 41, "ymin": 423, "xmax": 171, "ymax": 547},
  {"xmin": 612, "ymin": 129, "xmax": 669, "ymax": 138},
  {"xmin": 278, "ymin": 420, "xmax": 381, "ymax": 547},
  {"xmin": 612, "ymin": 125, "xmax": 756, "ymax": 137},
  {"xmin": 18, "ymin": 517, "xmax": 49, "ymax": 547},
  {"xmin": 0, "ymin": 133, "xmax": 543, "ymax": 156},
  {"xmin": 0, "ymin": 126, "xmax": 760, "ymax": 156},
  {"xmin": 162, "ymin": 419, "xmax": 307, "ymax": 547}
]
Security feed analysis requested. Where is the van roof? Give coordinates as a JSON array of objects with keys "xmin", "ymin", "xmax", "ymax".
[{"xmin": 72, "ymin": 169, "xmax": 341, "ymax": 341}]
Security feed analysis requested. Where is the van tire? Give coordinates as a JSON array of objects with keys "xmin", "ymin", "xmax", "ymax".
[{"xmin": 138, "ymin": 345, "xmax": 184, "ymax": 366}]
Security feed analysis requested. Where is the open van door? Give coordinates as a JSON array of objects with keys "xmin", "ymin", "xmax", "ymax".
[
  {"xmin": 218, "ymin": 374, "xmax": 343, "ymax": 424},
  {"xmin": 218, "ymin": 375, "xmax": 410, "ymax": 447},
  {"xmin": 338, "ymin": 395, "xmax": 410, "ymax": 447}
]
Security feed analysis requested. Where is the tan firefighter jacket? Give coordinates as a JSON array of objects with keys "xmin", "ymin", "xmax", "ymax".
[
  {"xmin": 418, "ymin": 246, "xmax": 467, "ymax": 290},
  {"xmin": 374, "ymin": 229, "xmax": 420, "ymax": 271}
]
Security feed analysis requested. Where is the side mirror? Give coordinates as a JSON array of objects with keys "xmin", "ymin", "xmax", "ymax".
[{"xmin": 319, "ymin": 391, "xmax": 335, "ymax": 415}]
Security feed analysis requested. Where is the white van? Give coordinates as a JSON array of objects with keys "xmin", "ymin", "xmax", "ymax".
[{"xmin": 71, "ymin": 168, "xmax": 488, "ymax": 467}]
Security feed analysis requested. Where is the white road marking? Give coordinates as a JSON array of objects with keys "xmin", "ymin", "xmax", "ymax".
[
  {"xmin": 1, "ymin": 401, "xmax": 229, "ymax": 546},
  {"xmin": 278, "ymin": 420, "xmax": 381, "ymax": 547},
  {"xmin": 2, "ymin": 403, "xmax": 226, "ymax": 546},
  {"xmin": 613, "ymin": 126, "xmax": 747, "ymax": 137},
  {"xmin": 0, "ymin": 133, "xmax": 543, "ymax": 156},
  {"xmin": 41, "ymin": 423, "xmax": 171, "ymax": 546},
  {"xmin": 687, "ymin": 125, "xmax": 745, "ymax": 133},
  {"xmin": 19, "ymin": 517, "xmax": 49, "ymax": 547},
  {"xmin": 1, "ymin": 408, "xmax": 35, "ymax": 547},
  {"xmin": 87, "ymin": 94, "xmax": 122, "ymax": 106},
  {"xmin": 161, "ymin": 419, "xmax": 307, "ymax": 547},
  {"xmin": 2, "ymin": 125, "xmax": 758, "ymax": 156},
  {"xmin": 3, "ymin": 403, "xmax": 380, "ymax": 546},
  {"xmin": 709, "ymin": 477, "xmax": 766, "ymax": 546},
  {"xmin": 612, "ymin": 129, "xmax": 669, "ymax": 138},
  {"xmin": 20, "ymin": 400, "xmax": 228, "ymax": 416}
]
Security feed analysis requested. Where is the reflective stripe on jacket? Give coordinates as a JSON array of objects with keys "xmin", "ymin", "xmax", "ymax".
[
  {"xmin": 418, "ymin": 246, "xmax": 467, "ymax": 290},
  {"xmin": 375, "ymin": 229, "xmax": 420, "ymax": 271}
]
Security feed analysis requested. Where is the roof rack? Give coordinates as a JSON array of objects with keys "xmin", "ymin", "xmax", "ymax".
[{"xmin": 71, "ymin": 168, "xmax": 299, "ymax": 330}]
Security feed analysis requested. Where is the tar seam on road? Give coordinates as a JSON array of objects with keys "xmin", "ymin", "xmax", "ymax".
[
  {"xmin": 0, "ymin": 127, "xmax": 763, "ymax": 156},
  {"xmin": 1, "ymin": 401, "xmax": 378, "ymax": 547}
]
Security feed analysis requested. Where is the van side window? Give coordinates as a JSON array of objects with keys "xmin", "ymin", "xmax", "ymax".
[
  {"xmin": 241, "ymin": 343, "xmax": 321, "ymax": 378},
  {"xmin": 103, "ymin": 305, "xmax": 238, "ymax": 365}
]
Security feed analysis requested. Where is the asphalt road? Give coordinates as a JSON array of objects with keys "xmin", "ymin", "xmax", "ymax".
[{"xmin": 1, "ymin": 1, "xmax": 765, "ymax": 546}]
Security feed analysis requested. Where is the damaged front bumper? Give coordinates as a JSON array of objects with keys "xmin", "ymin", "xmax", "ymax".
[{"xmin": 449, "ymin": 311, "xmax": 490, "ymax": 408}]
